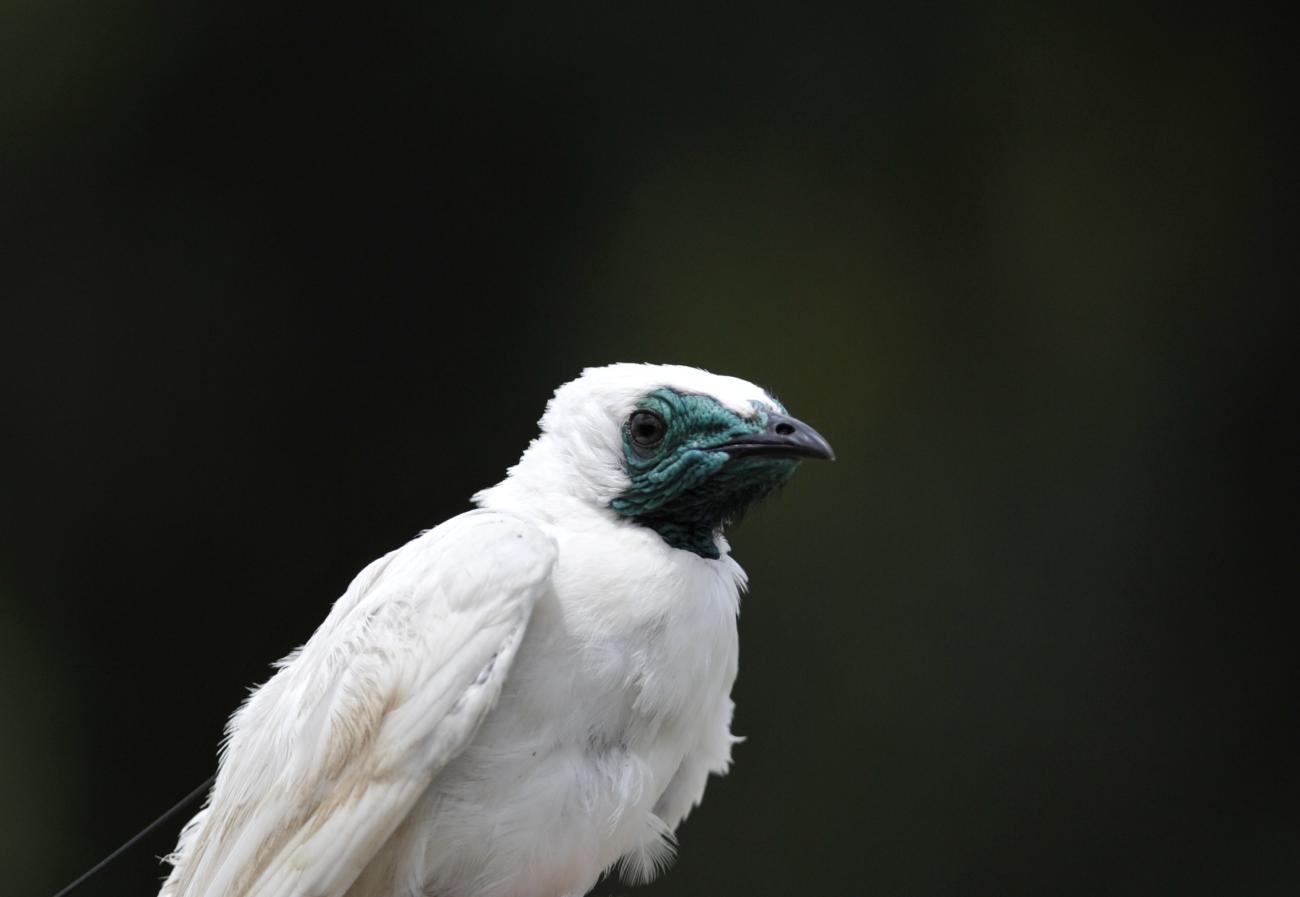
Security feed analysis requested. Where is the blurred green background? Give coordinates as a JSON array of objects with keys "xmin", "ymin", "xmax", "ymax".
[{"xmin": 1, "ymin": 3, "xmax": 1293, "ymax": 896}]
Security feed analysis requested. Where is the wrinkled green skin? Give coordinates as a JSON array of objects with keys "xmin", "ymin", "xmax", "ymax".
[{"xmin": 610, "ymin": 389, "xmax": 799, "ymax": 558}]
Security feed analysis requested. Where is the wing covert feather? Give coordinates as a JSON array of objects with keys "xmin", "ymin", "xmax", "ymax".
[{"xmin": 161, "ymin": 510, "xmax": 556, "ymax": 897}]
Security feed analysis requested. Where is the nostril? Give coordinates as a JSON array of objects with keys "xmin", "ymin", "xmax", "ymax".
[{"xmin": 774, "ymin": 422, "xmax": 796, "ymax": 436}]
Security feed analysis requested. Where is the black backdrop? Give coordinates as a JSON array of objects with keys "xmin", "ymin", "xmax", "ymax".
[{"xmin": 2, "ymin": 4, "xmax": 1294, "ymax": 896}]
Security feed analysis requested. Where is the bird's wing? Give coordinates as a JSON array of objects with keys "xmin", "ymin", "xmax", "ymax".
[{"xmin": 160, "ymin": 510, "xmax": 556, "ymax": 897}]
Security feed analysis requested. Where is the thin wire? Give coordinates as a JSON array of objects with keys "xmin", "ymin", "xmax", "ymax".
[{"xmin": 52, "ymin": 773, "xmax": 216, "ymax": 897}]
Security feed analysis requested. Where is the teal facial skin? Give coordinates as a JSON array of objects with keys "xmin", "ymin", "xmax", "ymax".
[{"xmin": 610, "ymin": 389, "xmax": 799, "ymax": 558}]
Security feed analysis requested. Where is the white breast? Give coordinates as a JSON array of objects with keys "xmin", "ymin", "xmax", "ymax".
[{"xmin": 345, "ymin": 517, "xmax": 745, "ymax": 897}]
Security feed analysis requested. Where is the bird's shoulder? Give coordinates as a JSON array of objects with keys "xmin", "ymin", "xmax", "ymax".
[{"xmin": 373, "ymin": 508, "xmax": 558, "ymax": 605}]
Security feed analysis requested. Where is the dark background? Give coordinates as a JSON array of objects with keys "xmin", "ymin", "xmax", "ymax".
[{"xmin": 2, "ymin": 4, "xmax": 1294, "ymax": 896}]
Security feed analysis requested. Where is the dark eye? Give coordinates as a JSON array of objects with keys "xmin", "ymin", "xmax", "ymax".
[{"xmin": 627, "ymin": 410, "xmax": 667, "ymax": 454}]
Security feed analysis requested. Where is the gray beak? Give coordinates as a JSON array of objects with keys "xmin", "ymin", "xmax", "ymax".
[{"xmin": 718, "ymin": 412, "xmax": 835, "ymax": 461}]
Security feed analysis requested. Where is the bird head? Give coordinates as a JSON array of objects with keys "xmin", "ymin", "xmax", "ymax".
[{"xmin": 475, "ymin": 363, "xmax": 833, "ymax": 558}]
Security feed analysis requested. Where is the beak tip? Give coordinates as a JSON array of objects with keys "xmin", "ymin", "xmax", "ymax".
[{"xmin": 805, "ymin": 429, "xmax": 835, "ymax": 462}]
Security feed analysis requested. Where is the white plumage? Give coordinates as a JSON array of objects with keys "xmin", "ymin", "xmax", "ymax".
[{"xmin": 160, "ymin": 363, "xmax": 830, "ymax": 897}]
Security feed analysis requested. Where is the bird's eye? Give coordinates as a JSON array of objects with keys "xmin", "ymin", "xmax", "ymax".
[{"xmin": 627, "ymin": 410, "xmax": 667, "ymax": 454}]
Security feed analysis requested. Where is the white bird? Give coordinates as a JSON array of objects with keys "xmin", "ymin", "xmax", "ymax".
[{"xmin": 159, "ymin": 362, "xmax": 833, "ymax": 897}]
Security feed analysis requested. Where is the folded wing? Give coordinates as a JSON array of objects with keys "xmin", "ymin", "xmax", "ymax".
[{"xmin": 160, "ymin": 510, "xmax": 557, "ymax": 897}]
